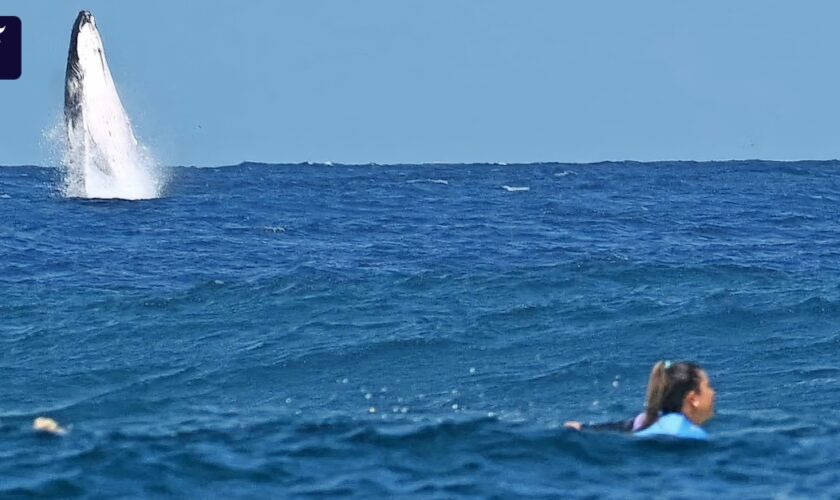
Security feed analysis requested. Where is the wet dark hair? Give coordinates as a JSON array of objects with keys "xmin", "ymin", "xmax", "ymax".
[{"xmin": 641, "ymin": 361, "xmax": 704, "ymax": 429}]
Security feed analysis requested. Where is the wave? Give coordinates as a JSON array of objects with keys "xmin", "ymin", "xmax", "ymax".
[
  {"xmin": 406, "ymin": 179, "xmax": 449, "ymax": 185},
  {"xmin": 3, "ymin": 409, "xmax": 835, "ymax": 497}
]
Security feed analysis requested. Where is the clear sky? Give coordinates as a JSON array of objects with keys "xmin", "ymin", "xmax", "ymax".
[{"xmin": 1, "ymin": 1, "xmax": 839, "ymax": 166}]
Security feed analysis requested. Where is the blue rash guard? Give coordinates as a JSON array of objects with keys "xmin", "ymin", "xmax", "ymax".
[{"xmin": 634, "ymin": 413, "xmax": 708, "ymax": 440}]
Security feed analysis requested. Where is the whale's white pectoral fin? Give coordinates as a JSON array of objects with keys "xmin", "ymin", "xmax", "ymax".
[{"xmin": 0, "ymin": 26, "xmax": 6, "ymax": 34}]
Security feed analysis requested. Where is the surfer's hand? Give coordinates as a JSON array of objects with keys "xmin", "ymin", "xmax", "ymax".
[{"xmin": 564, "ymin": 421, "xmax": 583, "ymax": 431}]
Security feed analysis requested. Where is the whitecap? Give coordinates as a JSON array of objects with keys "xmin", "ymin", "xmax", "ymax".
[
  {"xmin": 407, "ymin": 179, "xmax": 449, "ymax": 185},
  {"xmin": 555, "ymin": 170, "xmax": 576, "ymax": 177}
]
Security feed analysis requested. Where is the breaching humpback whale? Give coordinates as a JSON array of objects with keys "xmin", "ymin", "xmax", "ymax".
[{"xmin": 63, "ymin": 10, "xmax": 160, "ymax": 199}]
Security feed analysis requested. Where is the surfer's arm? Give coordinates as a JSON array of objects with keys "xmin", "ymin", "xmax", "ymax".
[
  {"xmin": 582, "ymin": 419, "xmax": 635, "ymax": 432},
  {"xmin": 564, "ymin": 418, "xmax": 635, "ymax": 433}
]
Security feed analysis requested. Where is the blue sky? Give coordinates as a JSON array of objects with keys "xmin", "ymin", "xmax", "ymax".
[{"xmin": 1, "ymin": 1, "xmax": 839, "ymax": 166}]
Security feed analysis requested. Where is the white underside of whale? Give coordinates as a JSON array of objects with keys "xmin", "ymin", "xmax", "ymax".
[{"xmin": 63, "ymin": 15, "xmax": 161, "ymax": 200}]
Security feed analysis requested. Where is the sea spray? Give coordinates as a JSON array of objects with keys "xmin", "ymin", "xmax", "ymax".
[{"xmin": 60, "ymin": 11, "xmax": 164, "ymax": 200}]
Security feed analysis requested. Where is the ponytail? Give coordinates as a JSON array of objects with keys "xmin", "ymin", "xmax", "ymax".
[{"xmin": 641, "ymin": 361, "xmax": 668, "ymax": 430}]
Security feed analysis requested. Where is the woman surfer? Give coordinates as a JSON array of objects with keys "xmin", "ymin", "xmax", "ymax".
[{"xmin": 565, "ymin": 360, "xmax": 715, "ymax": 440}]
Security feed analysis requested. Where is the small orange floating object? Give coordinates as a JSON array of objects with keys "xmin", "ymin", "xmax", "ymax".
[{"xmin": 33, "ymin": 417, "xmax": 66, "ymax": 435}]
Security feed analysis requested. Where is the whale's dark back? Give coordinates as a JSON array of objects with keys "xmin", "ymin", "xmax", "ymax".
[{"xmin": 64, "ymin": 11, "xmax": 91, "ymax": 124}]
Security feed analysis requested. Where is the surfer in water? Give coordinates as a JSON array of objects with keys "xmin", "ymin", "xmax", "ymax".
[
  {"xmin": 565, "ymin": 360, "xmax": 715, "ymax": 439},
  {"xmin": 634, "ymin": 361, "xmax": 714, "ymax": 440}
]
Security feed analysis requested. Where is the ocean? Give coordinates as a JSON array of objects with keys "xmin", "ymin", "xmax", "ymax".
[{"xmin": 1, "ymin": 161, "xmax": 838, "ymax": 498}]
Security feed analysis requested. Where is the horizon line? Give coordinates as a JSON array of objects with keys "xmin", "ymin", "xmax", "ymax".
[{"xmin": 4, "ymin": 158, "xmax": 840, "ymax": 169}]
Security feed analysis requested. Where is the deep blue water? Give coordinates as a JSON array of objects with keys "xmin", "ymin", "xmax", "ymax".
[{"xmin": 1, "ymin": 161, "xmax": 839, "ymax": 498}]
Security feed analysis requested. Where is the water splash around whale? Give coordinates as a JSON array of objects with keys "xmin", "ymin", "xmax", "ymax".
[{"xmin": 60, "ymin": 10, "xmax": 164, "ymax": 200}]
